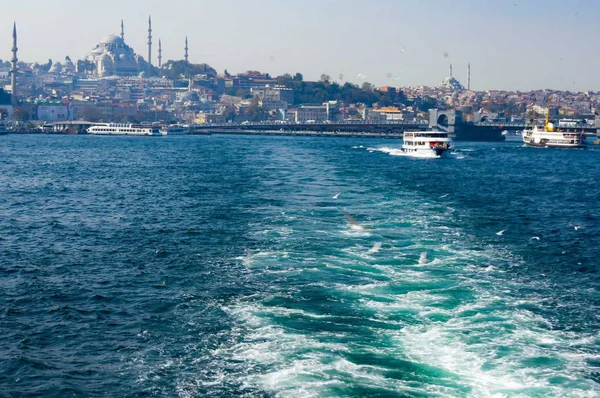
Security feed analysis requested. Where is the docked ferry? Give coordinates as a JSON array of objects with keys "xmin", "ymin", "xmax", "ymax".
[
  {"xmin": 401, "ymin": 130, "xmax": 452, "ymax": 158},
  {"xmin": 87, "ymin": 123, "xmax": 161, "ymax": 136},
  {"xmin": 522, "ymin": 124, "xmax": 585, "ymax": 148},
  {"xmin": 160, "ymin": 124, "xmax": 189, "ymax": 135}
]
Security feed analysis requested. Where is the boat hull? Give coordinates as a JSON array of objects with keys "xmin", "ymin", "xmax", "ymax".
[
  {"xmin": 454, "ymin": 123, "xmax": 505, "ymax": 141},
  {"xmin": 522, "ymin": 140, "xmax": 585, "ymax": 149},
  {"xmin": 400, "ymin": 147, "xmax": 450, "ymax": 159}
]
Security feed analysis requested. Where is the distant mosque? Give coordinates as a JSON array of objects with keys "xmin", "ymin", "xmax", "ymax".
[
  {"xmin": 440, "ymin": 63, "xmax": 465, "ymax": 91},
  {"xmin": 77, "ymin": 19, "xmax": 152, "ymax": 77}
]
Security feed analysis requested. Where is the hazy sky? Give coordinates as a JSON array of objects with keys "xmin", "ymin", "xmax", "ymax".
[{"xmin": 1, "ymin": 0, "xmax": 597, "ymax": 91}]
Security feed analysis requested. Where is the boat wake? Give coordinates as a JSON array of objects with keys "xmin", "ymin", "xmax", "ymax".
[
  {"xmin": 368, "ymin": 146, "xmax": 442, "ymax": 159},
  {"xmin": 208, "ymin": 191, "xmax": 600, "ymax": 397}
]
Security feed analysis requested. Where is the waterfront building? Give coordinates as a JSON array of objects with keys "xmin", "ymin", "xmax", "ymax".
[
  {"xmin": 0, "ymin": 88, "xmax": 13, "ymax": 118},
  {"xmin": 250, "ymin": 86, "xmax": 294, "ymax": 104},
  {"xmin": 294, "ymin": 104, "xmax": 329, "ymax": 123},
  {"xmin": 369, "ymin": 106, "xmax": 404, "ymax": 121},
  {"xmin": 37, "ymin": 104, "xmax": 69, "ymax": 121}
]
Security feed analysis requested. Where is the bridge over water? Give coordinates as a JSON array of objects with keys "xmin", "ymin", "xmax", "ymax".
[
  {"xmin": 190, "ymin": 120, "xmax": 430, "ymax": 137},
  {"xmin": 189, "ymin": 117, "xmax": 507, "ymax": 141}
]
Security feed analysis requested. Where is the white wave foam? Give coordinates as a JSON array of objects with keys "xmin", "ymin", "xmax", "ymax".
[{"xmin": 214, "ymin": 189, "xmax": 600, "ymax": 397}]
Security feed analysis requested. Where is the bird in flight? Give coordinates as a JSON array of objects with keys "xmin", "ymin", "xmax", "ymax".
[{"xmin": 344, "ymin": 212, "xmax": 373, "ymax": 231}]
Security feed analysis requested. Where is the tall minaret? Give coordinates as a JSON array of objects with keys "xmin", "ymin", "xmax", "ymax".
[
  {"xmin": 120, "ymin": 19, "xmax": 125, "ymax": 40},
  {"xmin": 467, "ymin": 63, "xmax": 471, "ymax": 90},
  {"xmin": 449, "ymin": 63, "xmax": 453, "ymax": 78},
  {"xmin": 11, "ymin": 22, "xmax": 18, "ymax": 106},
  {"xmin": 184, "ymin": 36, "xmax": 189, "ymax": 63},
  {"xmin": 147, "ymin": 16, "xmax": 152, "ymax": 76},
  {"xmin": 158, "ymin": 39, "xmax": 162, "ymax": 68}
]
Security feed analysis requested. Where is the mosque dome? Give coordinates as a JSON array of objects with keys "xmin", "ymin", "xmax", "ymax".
[
  {"xmin": 100, "ymin": 35, "xmax": 124, "ymax": 45},
  {"xmin": 49, "ymin": 62, "xmax": 63, "ymax": 74},
  {"xmin": 62, "ymin": 56, "xmax": 76, "ymax": 72},
  {"xmin": 179, "ymin": 90, "xmax": 200, "ymax": 102},
  {"xmin": 440, "ymin": 76, "xmax": 464, "ymax": 91}
]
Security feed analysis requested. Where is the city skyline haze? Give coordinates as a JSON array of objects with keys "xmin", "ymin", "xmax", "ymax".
[{"xmin": 1, "ymin": 0, "xmax": 597, "ymax": 91}]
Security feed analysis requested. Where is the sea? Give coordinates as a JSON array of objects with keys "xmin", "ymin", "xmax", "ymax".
[{"xmin": 1, "ymin": 134, "xmax": 599, "ymax": 397}]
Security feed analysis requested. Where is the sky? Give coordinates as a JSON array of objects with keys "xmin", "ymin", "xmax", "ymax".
[{"xmin": 0, "ymin": 0, "xmax": 598, "ymax": 91}]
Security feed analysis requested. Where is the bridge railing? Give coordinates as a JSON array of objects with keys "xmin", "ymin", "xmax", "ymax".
[
  {"xmin": 475, "ymin": 121, "xmax": 593, "ymax": 129},
  {"xmin": 192, "ymin": 120, "xmax": 430, "ymax": 128}
]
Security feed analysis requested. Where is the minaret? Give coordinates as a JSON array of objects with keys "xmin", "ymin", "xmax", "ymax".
[
  {"xmin": 467, "ymin": 63, "xmax": 471, "ymax": 90},
  {"xmin": 158, "ymin": 39, "xmax": 162, "ymax": 68},
  {"xmin": 120, "ymin": 20, "xmax": 125, "ymax": 40},
  {"xmin": 449, "ymin": 63, "xmax": 453, "ymax": 78},
  {"xmin": 11, "ymin": 22, "xmax": 18, "ymax": 106},
  {"xmin": 147, "ymin": 16, "xmax": 152, "ymax": 76},
  {"xmin": 184, "ymin": 36, "xmax": 189, "ymax": 63}
]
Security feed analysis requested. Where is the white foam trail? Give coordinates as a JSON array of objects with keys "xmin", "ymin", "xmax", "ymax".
[
  {"xmin": 207, "ymin": 190, "xmax": 600, "ymax": 398},
  {"xmin": 418, "ymin": 251, "xmax": 428, "ymax": 264}
]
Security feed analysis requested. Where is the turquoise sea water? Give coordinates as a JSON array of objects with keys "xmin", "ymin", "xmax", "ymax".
[{"xmin": 1, "ymin": 134, "xmax": 599, "ymax": 397}]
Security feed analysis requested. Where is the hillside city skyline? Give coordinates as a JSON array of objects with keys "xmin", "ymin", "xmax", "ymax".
[{"xmin": 1, "ymin": 0, "xmax": 598, "ymax": 92}]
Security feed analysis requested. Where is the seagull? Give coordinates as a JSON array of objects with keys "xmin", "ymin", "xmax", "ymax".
[
  {"xmin": 529, "ymin": 236, "xmax": 541, "ymax": 241},
  {"xmin": 569, "ymin": 223, "xmax": 582, "ymax": 231},
  {"xmin": 439, "ymin": 194, "xmax": 449, "ymax": 199},
  {"xmin": 496, "ymin": 229, "xmax": 506, "ymax": 236},
  {"xmin": 419, "ymin": 252, "xmax": 428, "ymax": 264},
  {"xmin": 344, "ymin": 212, "xmax": 373, "ymax": 231},
  {"xmin": 368, "ymin": 242, "xmax": 382, "ymax": 254},
  {"xmin": 332, "ymin": 192, "xmax": 341, "ymax": 199}
]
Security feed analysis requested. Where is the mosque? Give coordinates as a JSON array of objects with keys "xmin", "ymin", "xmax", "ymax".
[
  {"xmin": 77, "ymin": 20, "xmax": 153, "ymax": 77},
  {"xmin": 440, "ymin": 64, "xmax": 465, "ymax": 91}
]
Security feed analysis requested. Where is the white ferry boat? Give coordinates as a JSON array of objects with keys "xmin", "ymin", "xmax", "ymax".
[
  {"xmin": 522, "ymin": 102, "xmax": 585, "ymax": 148},
  {"xmin": 86, "ymin": 123, "xmax": 161, "ymax": 136},
  {"xmin": 160, "ymin": 124, "xmax": 189, "ymax": 135},
  {"xmin": 401, "ymin": 130, "xmax": 452, "ymax": 158},
  {"xmin": 522, "ymin": 124, "xmax": 585, "ymax": 148}
]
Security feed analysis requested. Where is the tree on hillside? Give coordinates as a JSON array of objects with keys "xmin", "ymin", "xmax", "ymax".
[
  {"xmin": 223, "ymin": 105, "xmax": 236, "ymax": 122},
  {"xmin": 161, "ymin": 60, "xmax": 217, "ymax": 79},
  {"xmin": 361, "ymin": 82, "xmax": 375, "ymax": 91},
  {"xmin": 320, "ymin": 74, "xmax": 331, "ymax": 83},
  {"xmin": 417, "ymin": 96, "xmax": 437, "ymax": 112},
  {"xmin": 245, "ymin": 96, "xmax": 266, "ymax": 122},
  {"xmin": 80, "ymin": 105, "xmax": 103, "ymax": 122},
  {"xmin": 293, "ymin": 73, "xmax": 303, "ymax": 81},
  {"xmin": 276, "ymin": 73, "xmax": 293, "ymax": 86}
]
